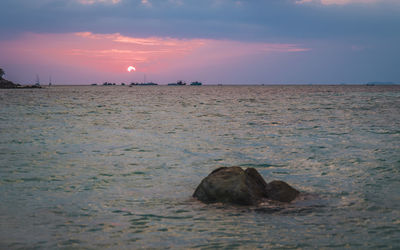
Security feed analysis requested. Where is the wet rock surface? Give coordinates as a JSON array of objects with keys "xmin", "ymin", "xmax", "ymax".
[{"xmin": 193, "ymin": 166, "xmax": 300, "ymax": 206}]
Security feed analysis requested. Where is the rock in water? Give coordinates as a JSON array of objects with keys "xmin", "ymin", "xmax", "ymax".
[
  {"xmin": 266, "ymin": 180, "xmax": 299, "ymax": 202},
  {"xmin": 193, "ymin": 166, "xmax": 299, "ymax": 205},
  {"xmin": 193, "ymin": 167, "xmax": 257, "ymax": 205}
]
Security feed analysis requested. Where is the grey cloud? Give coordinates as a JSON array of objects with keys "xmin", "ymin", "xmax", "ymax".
[{"xmin": 1, "ymin": 0, "xmax": 400, "ymax": 42}]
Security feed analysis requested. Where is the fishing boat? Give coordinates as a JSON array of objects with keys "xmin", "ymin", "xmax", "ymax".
[{"xmin": 168, "ymin": 80, "xmax": 186, "ymax": 86}]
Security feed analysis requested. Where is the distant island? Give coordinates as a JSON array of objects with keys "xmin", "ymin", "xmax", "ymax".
[
  {"xmin": 366, "ymin": 81, "xmax": 399, "ymax": 86},
  {"xmin": 0, "ymin": 68, "xmax": 42, "ymax": 89}
]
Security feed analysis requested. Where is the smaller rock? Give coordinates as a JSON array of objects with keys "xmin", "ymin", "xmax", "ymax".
[{"xmin": 266, "ymin": 180, "xmax": 300, "ymax": 202}]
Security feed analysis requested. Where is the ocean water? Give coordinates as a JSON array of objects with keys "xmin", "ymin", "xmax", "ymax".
[{"xmin": 0, "ymin": 85, "xmax": 399, "ymax": 249}]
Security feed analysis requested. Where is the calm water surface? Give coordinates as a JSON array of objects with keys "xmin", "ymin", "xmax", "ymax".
[{"xmin": 1, "ymin": 85, "xmax": 399, "ymax": 248}]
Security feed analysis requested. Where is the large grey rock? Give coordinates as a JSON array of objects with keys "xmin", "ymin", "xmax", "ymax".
[{"xmin": 193, "ymin": 166, "xmax": 299, "ymax": 205}]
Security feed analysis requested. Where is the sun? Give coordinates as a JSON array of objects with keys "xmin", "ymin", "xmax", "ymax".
[{"xmin": 127, "ymin": 66, "xmax": 136, "ymax": 72}]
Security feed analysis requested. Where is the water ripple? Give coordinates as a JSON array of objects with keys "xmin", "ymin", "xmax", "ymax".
[{"xmin": 1, "ymin": 85, "xmax": 399, "ymax": 248}]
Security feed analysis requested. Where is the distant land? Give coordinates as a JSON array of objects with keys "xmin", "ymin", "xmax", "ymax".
[
  {"xmin": 1, "ymin": 65, "xmax": 399, "ymax": 88},
  {"xmin": 366, "ymin": 81, "xmax": 399, "ymax": 86},
  {"xmin": 0, "ymin": 68, "xmax": 41, "ymax": 89}
]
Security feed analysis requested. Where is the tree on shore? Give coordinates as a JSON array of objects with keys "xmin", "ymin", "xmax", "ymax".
[{"xmin": 0, "ymin": 68, "xmax": 4, "ymax": 79}]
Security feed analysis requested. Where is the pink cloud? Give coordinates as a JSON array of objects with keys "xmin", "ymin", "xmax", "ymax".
[
  {"xmin": 77, "ymin": 0, "xmax": 121, "ymax": 5},
  {"xmin": 141, "ymin": 0, "xmax": 152, "ymax": 7}
]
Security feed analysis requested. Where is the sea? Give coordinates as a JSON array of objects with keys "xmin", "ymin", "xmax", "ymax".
[{"xmin": 0, "ymin": 85, "xmax": 399, "ymax": 249}]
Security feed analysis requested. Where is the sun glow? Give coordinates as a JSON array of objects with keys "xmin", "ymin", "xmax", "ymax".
[{"xmin": 127, "ymin": 66, "xmax": 136, "ymax": 72}]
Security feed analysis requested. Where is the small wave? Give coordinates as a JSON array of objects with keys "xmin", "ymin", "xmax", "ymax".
[
  {"xmin": 254, "ymin": 193, "xmax": 325, "ymax": 215},
  {"xmin": 239, "ymin": 163, "xmax": 285, "ymax": 169}
]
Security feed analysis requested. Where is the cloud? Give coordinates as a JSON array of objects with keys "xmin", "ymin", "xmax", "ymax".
[
  {"xmin": 296, "ymin": 0, "xmax": 399, "ymax": 5},
  {"xmin": 168, "ymin": 0, "xmax": 184, "ymax": 6},
  {"xmin": 1, "ymin": 0, "xmax": 399, "ymax": 42},
  {"xmin": 78, "ymin": 0, "xmax": 121, "ymax": 4},
  {"xmin": 141, "ymin": 0, "xmax": 152, "ymax": 7},
  {"xmin": 70, "ymin": 33, "xmax": 308, "ymax": 72}
]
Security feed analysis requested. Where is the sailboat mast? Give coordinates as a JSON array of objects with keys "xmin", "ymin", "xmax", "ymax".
[{"xmin": 35, "ymin": 74, "xmax": 40, "ymax": 86}]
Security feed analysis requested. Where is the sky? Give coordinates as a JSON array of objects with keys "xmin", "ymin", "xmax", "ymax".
[{"xmin": 0, "ymin": 0, "xmax": 399, "ymax": 85}]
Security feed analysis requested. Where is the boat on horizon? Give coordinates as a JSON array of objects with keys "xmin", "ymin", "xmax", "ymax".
[
  {"xmin": 35, "ymin": 74, "xmax": 41, "ymax": 86},
  {"xmin": 130, "ymin": 82, "xmax": 158, "ymax": 86},
  {"xmin": 168, "ymin": 80, "xmax": 186, "ymax": 86},
  {"xmin": 103, "ymin": 82, "xmax": 116, "ymax": 86},
  {"xmin": 190, "ymin": 81, "xmax": 202, "ymax": 86}
]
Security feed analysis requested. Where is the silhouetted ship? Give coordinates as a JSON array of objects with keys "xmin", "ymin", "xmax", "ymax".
[
  {"xmin": 130, "ymin": 82, "xmax": 158, "ymax": 86},
  {"xmin": 190, "ymin": 81, "xmax": 202, "ymax": 86},
  {"xmin": 168, "ymin": 80, "xmax": 186, "ymax": 86},
  {"xmin": 103, "ymin": 82, "xmax": 116, "ymax": 85}
]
